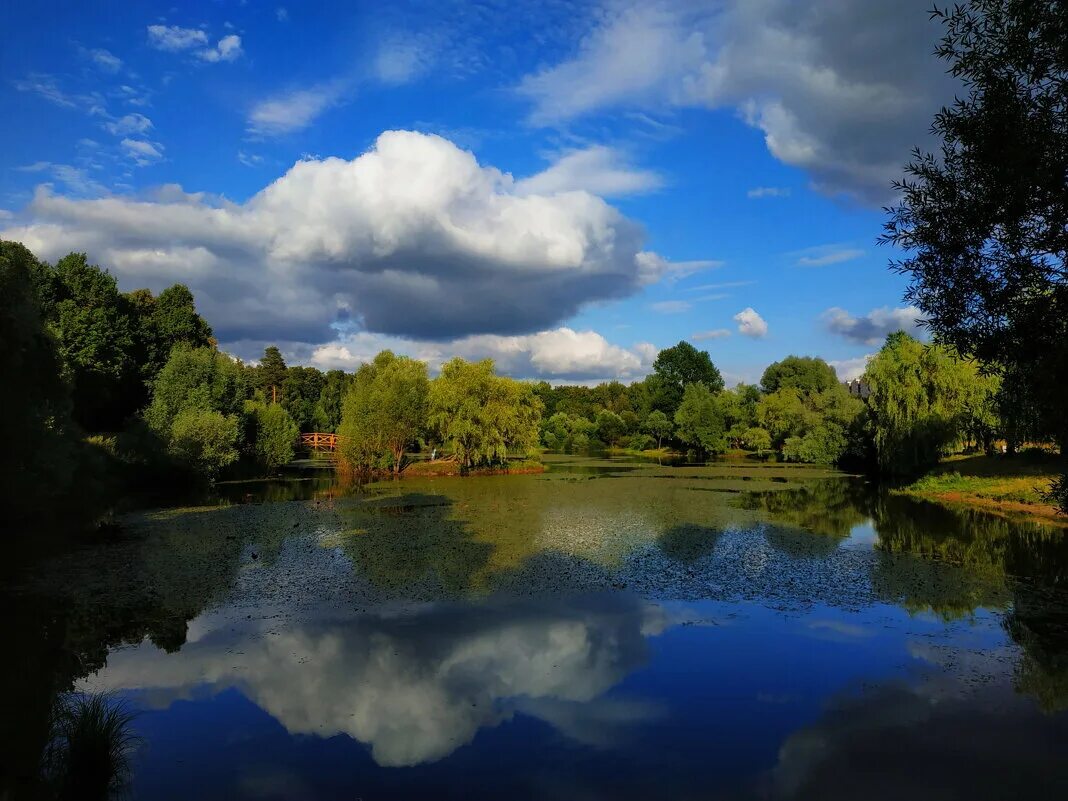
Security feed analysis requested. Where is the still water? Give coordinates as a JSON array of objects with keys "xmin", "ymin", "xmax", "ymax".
[{"xmin": 4, "ymin": 454, "xmax": 1068, "ymax": 799}]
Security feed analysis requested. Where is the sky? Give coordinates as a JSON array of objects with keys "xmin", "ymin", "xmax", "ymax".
[{"xmin": 0, "ymin": 0, "xmax": 953, "ymax": 385}]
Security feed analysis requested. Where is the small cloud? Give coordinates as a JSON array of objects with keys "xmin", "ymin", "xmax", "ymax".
[
  {"xmin": 237, "ymin": 150, "xmax": 264, "ymax": 167},
  {"xmin": 516, "ymin": 145, "xmax": 664, "ymax": 198},
  {"xmin": 276, "ymin": 8, "xmax": 289, "ymax": 22},
  {"xmin": 747, "ymin": 186, "xmax": 790, "ymax": 199},
  {"xmin": 822, "ymin": 306, "xmax": 924, "ymax": 346},
  {"xmin": 121, "ymin": 138, "xmax": 164, "ymax": 166},
  {"xmin": 373, "ymin": 38, "xmax": 431, "ymax": 85},
  {"xmin": 827, "ymin": 354, "xmax": 873, "ymax": 382},
  {"xmin": 792, "ymin": 244, "xmax": 864, "ymax": 267},
  {"xmin": 651, "ymin": 300, "xmax": 691, "ymax": 314},
  {"xmin": 16, "ymin": 162, "xmax": 106, "ymax": 196},
  {"xmin": 247, "ymin": 83, "xmax": 343, "ymax": 137},
  {"xmin": 147, "ymin": 24, "xmax": 209, "ymax": 52},
  {"xmin": 635, "ymin": 252, "xmax": 723, "ymax": 286},
  {"xmin": 104, "ymin": 113, "xmax": 153, "ymax": 136},
  {"xmin": 686, "ymin": 280, "xmax": 755, "ymax": 292},
  {"xmin": 692, "ymin": 329, "xmax": 731, "ymax": 341},
  {"xmin": 734, "ymin": 307, "xmax": 767, "ymax": 337},
  {"xmin": 198, "ymin": 35, "xmax": 243, "ymax": 63},
  {"xmin": 89, "ymin": 48, "xmax": 122, "ymax": 72}
]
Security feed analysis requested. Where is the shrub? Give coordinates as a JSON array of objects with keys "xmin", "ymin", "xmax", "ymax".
[{"xmin": 168, "ymin": 408, "xmax": 240, "ymax": 478}]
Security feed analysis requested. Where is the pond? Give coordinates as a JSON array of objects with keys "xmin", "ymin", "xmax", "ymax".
[{"xmin": 4, "ymin": 454, "xmax": 1068, "ymax": 799}]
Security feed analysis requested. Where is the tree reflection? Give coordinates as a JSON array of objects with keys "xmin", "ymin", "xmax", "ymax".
[{"xmin": 737, "ymin": 479, "xmax": 872, "ymax": 539}]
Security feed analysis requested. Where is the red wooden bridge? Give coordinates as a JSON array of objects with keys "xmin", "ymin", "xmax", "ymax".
[{"xmin": 299, "ymin": 432, "xmax": 345, "ymax": 452}]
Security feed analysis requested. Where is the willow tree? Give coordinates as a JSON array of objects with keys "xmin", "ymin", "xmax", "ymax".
[
  {"xmin": 865, "ymin": 333, "xmax": 998, "ymax": 475},
  {"xmin": 428, "ymin": 358, "xmax": 541, "ymax": 470},
  {"xmin": 338, "ymin": 351, "xmax": 429, "ymax": 474}
]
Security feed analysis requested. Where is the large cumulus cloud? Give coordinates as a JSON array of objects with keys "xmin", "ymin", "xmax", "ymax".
[
  {"xmin": 519, "ymin": 0, "xmax": 957, "ymax": 203},
  {"xmin": 1, "ymin": 130, "xmax": 681, "ymax": 345}
]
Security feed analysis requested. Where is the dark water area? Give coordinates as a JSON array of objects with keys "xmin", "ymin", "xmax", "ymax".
[{"xmin": 3, "ymin": 454, "xmax": 1068, "ymax": 799}]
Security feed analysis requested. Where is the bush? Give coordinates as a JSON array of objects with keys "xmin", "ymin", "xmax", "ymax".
[
  {"xmin": 168, "ymin": 408, "xmax": 240, "ymax": 478},
  {"xmin": 628, "ymin": 433, "xmax": 655, "ymax": 451},
  {"xmin": 246, "ymin": 402, "xmax": 299, "ymax": 471}
]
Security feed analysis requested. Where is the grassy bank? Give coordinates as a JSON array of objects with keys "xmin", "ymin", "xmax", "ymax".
[{"xmin": 895, "ymin": 453, "xmax": 1064, "ymax": 525}]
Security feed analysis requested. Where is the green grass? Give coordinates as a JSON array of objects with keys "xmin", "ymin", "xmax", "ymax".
[
  {"xmin": 45, "ymin": 692, "xmax": 140, "ymax": 800},
  {"xmin": 896, "ymin": 453, "xmax": 1061, "ymax": 515}
]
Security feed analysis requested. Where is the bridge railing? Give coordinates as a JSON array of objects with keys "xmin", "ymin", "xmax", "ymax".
[{"xmin": 298, "ymin": 432, "xmax": 346, "ymax": 452}]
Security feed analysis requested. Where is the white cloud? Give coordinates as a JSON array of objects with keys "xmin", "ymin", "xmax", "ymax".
[
  {"xmin": 237, "ymin": 150, "xmax": 264, "ymax": 167},
  {"xmin": 104, "ymin": 113, "xmax": 153, "ymax": 136},
  {"xmin": 747, "ymin": 186, "xmax": 789, "ymax": 199},
  {"xmin": 651, "ymin": 300, "xmax": 691, "ymax": 314},
  {"xmin": 517, "ymin": 0, "xmax": 955, "ymax": 203},
  {"xmin": 692, "ymin": 329, "xmax": 731, "ymax": 341},
  {"xmin": 823, "ymin": 305, "xmax": 924, "ymax": 345},
  {"xmin": 373, "ymin": 38, "xmax": 432, "ymax": 84},
  {"xmin": 635, "ymin": 251, "xmax": 723, "ymax": 285},
  {"xmin": 247, "ymin": 84, "xmax": 343, "ymax": 136},
  {"xmin": 827, "ymin": 354, "xmax": 873, "ymax": 382},
  {"xmin": 276, "ymin": 8, "xmax": 289, "ymax": 22},
  {"xmin": 309, "ymin": 326, "xmax": 654, "ymax": 382},
  {"xmin": 516, "ymin": 145, "xmax": 663, "ymax": 197},
  {"xmin": 197, "ymin": 34, "xmax": 243, "ymax": 63},
  {"xmin": 2, "ymin": 131, "xmax": 688, "ymax": 348},
  {"xmin": 120, "ymin": 138, "xmax": 164, "ymax": 166},
  {"xmin": 794, "ymin": 244, "xmax": 865, "ymax": 266},
  {"xmin": 16, "ymin": 162, "xmax": 106, "ymax": 197},
  {"xmin": 83, "ymin": 597, "xmax": 664, "ymax": 768},
  {"xmin": 89, "ymin": 48, "xmax": 122, "ymax": 72},
  {"xmin": 13, "ymin": 73, "xmax": 105, "ymax": 115},
  {"xmin": 734, "ymin": 307, "xmax": 767, "ymax": 337},
  {"xmin": 147, "ymin": 24, "xmax": 209, "ymax": 52}
]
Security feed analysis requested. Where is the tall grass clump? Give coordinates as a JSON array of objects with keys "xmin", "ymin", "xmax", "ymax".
[{"xmin": 44, "ymin": 692, "xmax": 140, "ymax": 800}]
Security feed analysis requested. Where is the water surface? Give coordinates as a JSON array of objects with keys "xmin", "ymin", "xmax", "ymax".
[{"xmin": 4, "ymin": 454, "xmax": 1067, "ymax": 799}]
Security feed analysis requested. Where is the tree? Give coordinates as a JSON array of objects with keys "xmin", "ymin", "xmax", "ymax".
[
  {"xmin": 673, "ymin": 382, "xmax": 727, "ymax": 456},
  {"xmin": 760, "ymin": 356, "xmax": 839, "ymax": 395},
  {"xmin": 865, "ymin": 332, "xmax": 995, "ymax": 475},
  {"xmin": 258, "ymin": 346, "xmax": 288, "ymax": 403},
  {"xmin": 45, "ymin": 254, "xmax": 140, "ymax": 430},
  {"xmin": 168, "ymin": 408, "xmax": 240, "ymax": 478},
  {"xmin": 652, "ymin": 341, "xmax": 724, "ymax": 414},
  {"xmin": 595, "ymin": 409, "xmax": 627, "ymax": 446},
  {"xmin": 144, "ymin": 346, "xmax": 248, "ymax": 438},
  {"xmin": 881, "ymin": 1, "xmax": 1068, "ymax": 499},
  {"xmin": 743, "ymin": 427, "xmax": 772, "ymax": 454},
  {"xmin": 338, "ymin": 351, "xmax": 429, "ymax": 473},
  {"xmin": 642, "ymin": 410, "xmax": 673, "ymax": 449},
  {"xmin": 282, "ymin": 366, "xmax": 326, "ymax": 431},
  {"xmin": 428, "ymin": 358, "xmax": 542, "ymax": 470},
  {"xmin": 246, "ymin": 401, "xmax": 299, "ymax": 471},
  {"xmin": 317, "ymin": 370, "xmax": 352, "ymax": 432}
]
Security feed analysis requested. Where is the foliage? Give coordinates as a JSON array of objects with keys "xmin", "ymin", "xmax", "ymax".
[
  {"xmin": 743, "ymin": 427, "xmax": 772, "ymax": 453},
  {"xmin": 642, "ymin": 410, "xmax": 673, "ymax": 449},
  {"xmin": 428, "ymin": 358, "xmax": 542, "ymax": 470},
  {"xmin": 167, "ymin": 408, "xmax": 241, "ymax": 477},
  {"xmin": 760, "ymin": 356, "xmax": 839, "ymax": 395},
  {"xmin": 257, "ymin": 346, "xmax": 288, "ymax": 402},
  {"xmin": 338, "ymin": 351, "xmax": 430, "ymax": 473},
  {"xmin": 541, "ymin": 412, "xmax": 595, "ymax": 452},
  {"xmin": 144, "ymin": 345, "xmax": 248, "ymax": 436},
  {"xmin": 246, "ymin": 401, "xmax": 299, "ymax": 470},
  {"xmin": 595, "ymin": 409, "xmax": 627, "ymax": 446},
  {"xmin": 882, "ymin": 1, "xmax": 1067, "ymax": 503},
  {"xmin": 282, "ymin": 365, "xmax": 327, "ymax": 432},
  {"xmin": 673, "ymin": 382, "xmax": 727, "ymax": 456},
  {"xmin": 652, "ymin": 341, "xmax": 724, "ymax": 413},
  {"xmin": 865, "ymin": 332, "xmax": 998, "ymax": 475},
  {"xmin": 45, "ymin": 692, "xmax": 140, "ymax": 801},
  {"xmin": 317, "ymin": 369, "xmax": 352, "ymax": 432}
]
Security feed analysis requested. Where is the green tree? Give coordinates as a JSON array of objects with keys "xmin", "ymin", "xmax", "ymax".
[
  {"xmin": 652, "ymin": 341, "xmax": 724, "ymax": 414},
  {"xmin": 642, "ymin": 410, "xmax": 673, "ymax": 449},
  {"xmin": 338, "ymin": 351, "xmax": 429, "ymax": 473},
  {"xmin": 595, "ymin": 409, "xmax": 627, "ymax": 446},
  {"xmin": 743, "ymin": 427, "xmax": 772, "ymax": 454},
  {"xmin": 317, "ymin": 369, "xmax": 352, "ymax": 432},
  {"xmin": 246, "ymin": 401, "xmax": 299, "ymax": 471},
  {"xmin": 257, "ymin": 346, "xmax": 288, "ymax": 403},
  {"xmin": 168, "ymin": 408, "xmax": 240, "ymax": 477},
  {"xmin": 282, "ymin": 366, "xmax": 326, "ymax": 431},
  {"xmin": 46, "ymin": 254, "xmax": 140, "ymax": 430},
  {"xmin": 673, "ymin": 382, "xmax": 727, "ymax": 456},
  {"xmin": 144, "ymin": 346, "xmax": 248, "ymax": 437},
  {"xmin": 428, "ymin": 358, "xmax": 542, "ymax": 470},
  {"xmin": 881, "ymin": 1, "xmax": 1068, "ymax": 502},
  {"xmin": 865, "ymin": 332, "xmax": 994, "ymax": 475},
  {"xmin": 760, "ymin": 356, "xmax": 839, "ymax": 395}
]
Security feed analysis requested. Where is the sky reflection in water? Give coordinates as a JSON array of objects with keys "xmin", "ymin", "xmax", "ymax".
[{"xmin": 6, "ymin": 455, "xmax": 1068, "ymax": 799}]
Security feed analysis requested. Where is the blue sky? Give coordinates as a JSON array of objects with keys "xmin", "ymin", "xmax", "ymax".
[{"xmin": 0, "ymin": 0, "xmax": 950, "ymax": 384}]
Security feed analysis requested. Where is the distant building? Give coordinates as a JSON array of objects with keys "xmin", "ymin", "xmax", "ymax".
[{"xmin": 844, "ymin": 378, "xmax": 871, "ymax": 399}]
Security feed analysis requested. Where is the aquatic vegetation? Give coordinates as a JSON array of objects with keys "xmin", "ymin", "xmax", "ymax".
[{"xmin": 44, "ymin": 692, "xmax": 140, "ymax": 800}]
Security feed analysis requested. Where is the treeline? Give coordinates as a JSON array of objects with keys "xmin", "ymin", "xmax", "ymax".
[{"xmin": 1, "ymin": 241, "xmax": 350, "ymax": 526}]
